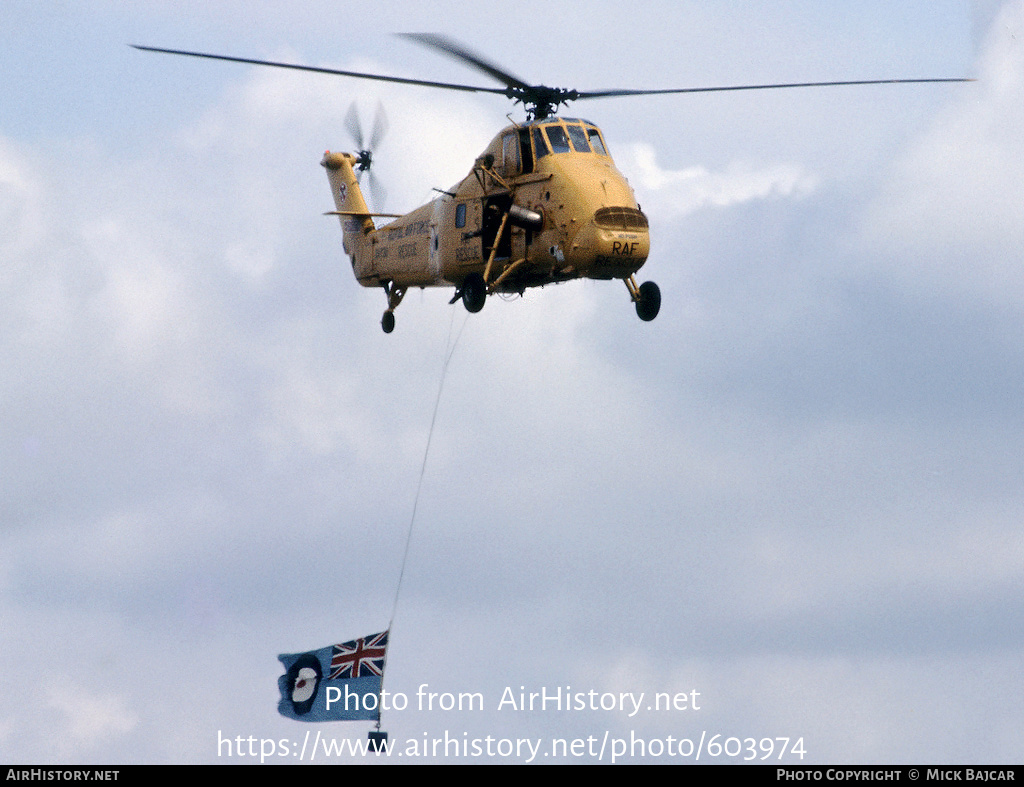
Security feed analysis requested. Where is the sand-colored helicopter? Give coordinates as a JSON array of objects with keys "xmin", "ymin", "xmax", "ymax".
[{"xmin": 135, "ymin": 35, "xmax": 971, "ymax": 333}]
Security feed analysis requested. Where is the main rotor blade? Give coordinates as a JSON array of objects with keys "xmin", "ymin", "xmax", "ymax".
[
  {"xmin": 575, "ymin": 77, "xmax": 974, "ymax": 100},
  {"xmin": 133, "ymin": 42, "xmax": 974, "ymax": 120},
  {"xmin": 131, "ymin": 45, "xmax": 510, "ymax": 96},
  {"xmin": 398, "ymin": 33, "xmax": 532, "ymax": 91}
]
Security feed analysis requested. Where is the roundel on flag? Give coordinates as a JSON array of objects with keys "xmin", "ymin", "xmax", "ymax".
[{"xmin": 285, "ymin": 653, "xmax": 322, "ymax": 715}]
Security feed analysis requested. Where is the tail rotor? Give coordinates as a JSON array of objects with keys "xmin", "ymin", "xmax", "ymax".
[{"xmin": 344, "ymin": 101, "xmax": 388, "ymax": 211}]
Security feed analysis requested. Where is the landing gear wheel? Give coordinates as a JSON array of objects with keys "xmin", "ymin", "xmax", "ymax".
[
  {"xmin": 381, "ymin": 310, "xmax": 395, "ymax": 333},
  {"xmin": 461, "ymin": 272, "xmax": 487, "ymax": 314},
  {"xmin": 635, "ymin": 281, "xmax": 661, "ymax": 322}
]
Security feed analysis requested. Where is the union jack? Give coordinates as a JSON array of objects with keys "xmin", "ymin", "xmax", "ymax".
[{"xmin": 328, "ymin": 630, "xmax": 388, "ymax": 680}]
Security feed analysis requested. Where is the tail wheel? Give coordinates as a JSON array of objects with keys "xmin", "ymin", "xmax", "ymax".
[
  {"xmin": 635, "ymin": 281, "xmax": 661, "ymax": 321},
  {"xmin": 462, "ymin": 273, "xmax": 487, "ymax": 313},
  {"xmin": 381, "ymin": 310, "xmax": 396, "ymax": 333}
]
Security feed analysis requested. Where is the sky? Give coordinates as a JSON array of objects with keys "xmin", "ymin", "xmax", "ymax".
[{"xmin": 1, "ymin": 0, "xmax": 1022, "ymax": 765}]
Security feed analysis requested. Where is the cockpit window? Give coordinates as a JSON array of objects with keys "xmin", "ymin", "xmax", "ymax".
[
  {"xmin": 519, "ymin": 128, "xmax": 534, "ymax": 172},
  {"xmin": 586, "ymin": 126, "xmax": 608, "ymax": 156},
  {"xmin": 532, "ymin": 126, "xmax": 550, "ymax": 159},
  {"xmin": 543, "ymin": 124, "xmax": 571, "ymax": 153},
  {"xmin": 565, "ymin": 123, "xmax": 591, "ymax": 153}
]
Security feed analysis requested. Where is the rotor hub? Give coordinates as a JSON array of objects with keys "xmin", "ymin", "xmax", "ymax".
[{"xmin": 505, "ymin": 85, "xmax": 581, "ymax": 121}]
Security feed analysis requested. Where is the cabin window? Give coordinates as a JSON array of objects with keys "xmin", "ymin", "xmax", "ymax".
[
  {"xmin": 543, "ymin": 124, "xmax": 571, "ymax": 153},
  {"xmin": 532, "ymin": 126, "xmax": 550, "ymax": 159},
  {"xmin": 566, "ymin": 123, "xmax": 591, "ymax": 153},
  {"xmin": 587, "ymin": 126, "xmax": 608, "ymax": 156},
  {"xmin": 455, "ymin": 203, "xmax": 467, "ymax": 228}
]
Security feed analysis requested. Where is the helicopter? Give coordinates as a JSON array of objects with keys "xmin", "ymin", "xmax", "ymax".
[{"xmin": 134, "ymin": 35, "xmax": 971, "ymax": 333}]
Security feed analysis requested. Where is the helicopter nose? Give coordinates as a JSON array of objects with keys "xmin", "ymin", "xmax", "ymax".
[{"xmin": 570, "ymin": 207, "xmax": 650, "ymax": 277}]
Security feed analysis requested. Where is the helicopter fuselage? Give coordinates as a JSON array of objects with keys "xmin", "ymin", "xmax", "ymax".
[
  {"xmin": 323, "ymin": 116, "xmax": 650, "ymax": 303},
  {"xmin": 136, "ymin": 34, "xmax": 971, "ymax": 332}
]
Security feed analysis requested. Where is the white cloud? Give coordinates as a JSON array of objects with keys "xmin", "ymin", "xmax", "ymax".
[
  {"xmin": 2, "ymin": 2, "xmax": 1023, "ymax": 765},
  {"xmin": 859, "ymin": 0, "xmax": 1024, "ymax": 302},
  {"xmin": 0, "ymin": 140, "xmax": 43, "ymax": 257},
  {"xmin": 622, "ymin": 142, "xmax": 817, "ymax": 220},
  {"xmin": 46, "ymin": 678, "xmax": 138, "ymax": 757}
]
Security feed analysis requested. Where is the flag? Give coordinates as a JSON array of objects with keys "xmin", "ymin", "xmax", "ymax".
[{"xmin": 278, "ymin": 631, "xmax": 388, "ymax": 722}]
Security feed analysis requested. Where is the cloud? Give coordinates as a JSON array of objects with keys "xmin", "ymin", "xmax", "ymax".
[
  {"xmin": 3, "ymin": 3, "xmax": 1023, "ymax": 764},
  {"xmin": 622, "ymin": 142, "xmax": 817, "ymax": 220},
  {"xmin": 859, "ymin": 0, "xmax": 1024, "ymax": 303},
  {"xmin": 0, "ymin": 139, "xmax": 44, "ymax": 257},
  {"xmin": 46, "ymin": 679, "xmax": 139, "ymax": 755}
]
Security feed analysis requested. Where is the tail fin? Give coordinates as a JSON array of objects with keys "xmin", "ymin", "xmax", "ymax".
[{"xmin": 321, "ymin": 151, "xmax": 375, "ymax": 262}]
